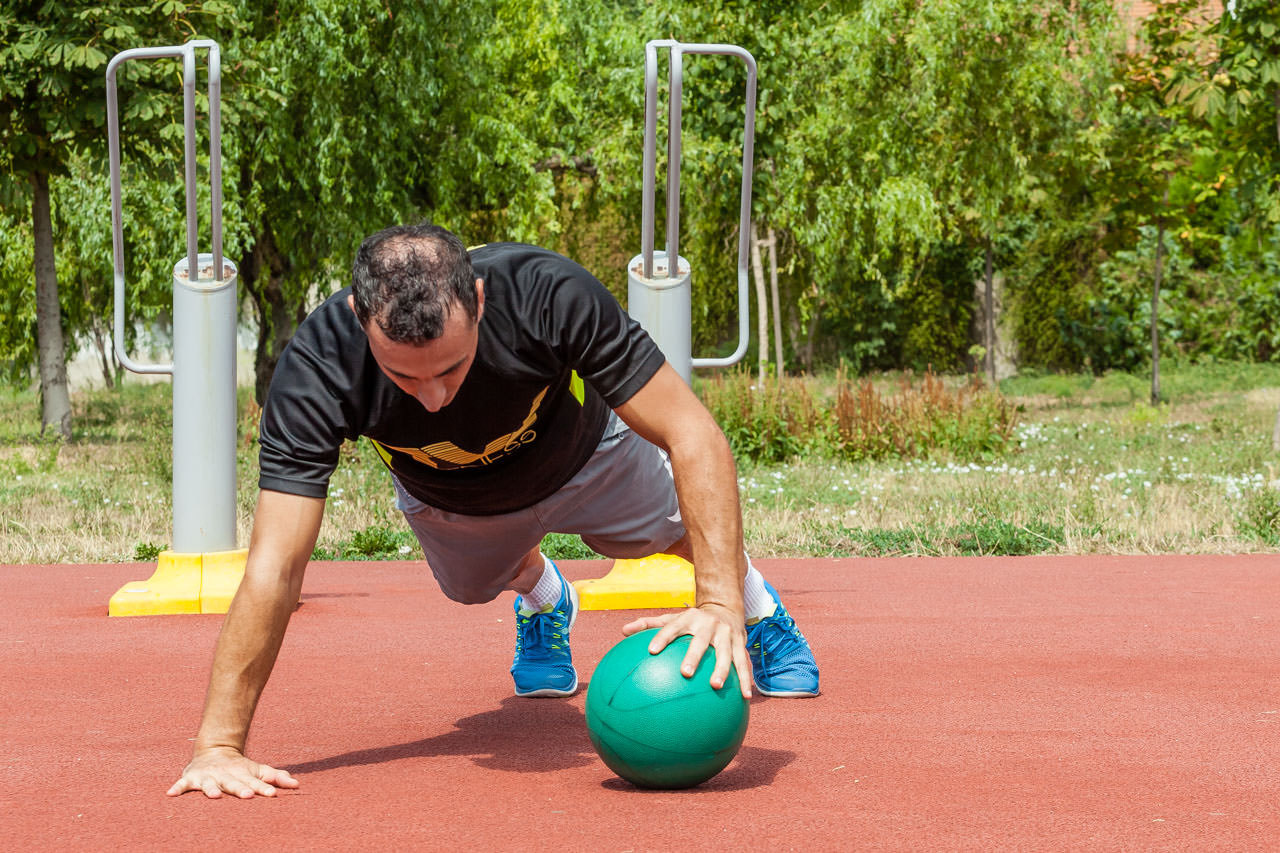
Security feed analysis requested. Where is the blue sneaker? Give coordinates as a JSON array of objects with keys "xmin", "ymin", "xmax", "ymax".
[
  {"xmin": 511, "ymin": 563, "xmax": 579, "ymax": 697},
  {"xmin": 747, "ymin": 581, "xmax": 819, "ymax": 697}
]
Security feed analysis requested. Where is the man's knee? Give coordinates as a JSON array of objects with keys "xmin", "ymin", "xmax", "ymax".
[
  {"xmin": 432, "ymin": 569, "xmax": 506, "ymax": 605},
  {"xmin": 438, "ymin": 583, "xmax": 504, "ymax": 606}
]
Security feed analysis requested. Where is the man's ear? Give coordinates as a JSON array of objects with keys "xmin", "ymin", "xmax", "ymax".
[
  {"xmin": 475, "ymin": 278, "xmax": 485, "ymax": 322},
  {"xmin": 346, "ymin": 293, "xmax": 358, "ymax": 317}
]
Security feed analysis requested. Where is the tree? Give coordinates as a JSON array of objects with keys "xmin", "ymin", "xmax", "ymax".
[
  {"xmin": 1170, "ymin": 0, "xmax": 1280, "ymax": 442},
  {"xmin": 752, "ymin": 1, "xmax": 1115, "ymax": 375},
  {"xmin": 1109, "ymin": 0, "xmax": 1219, "ymax": 404},
  {"xmin": 0, "ymin": 1, "xmax": 240, "ymax": 437},
  {"xmin": 911, "ymin": 0, "xmax": 1119, "ymax": 384},
  {"xmin": 224, "ymin": 0, "xmax": 585, "ymax": 400}
]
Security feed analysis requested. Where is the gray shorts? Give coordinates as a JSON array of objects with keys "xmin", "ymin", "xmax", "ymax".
[{"xmin": 393, "ymin": 413, "xmax": 686, "ymax": 604}]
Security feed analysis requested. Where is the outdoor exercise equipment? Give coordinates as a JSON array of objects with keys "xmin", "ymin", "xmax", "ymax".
[
  {"xmin": 576, "ymin": 40, "xmax": 758, "ymax": 610},
  {"xmin": 625, "ymin": 39, "xmax": 757, "ymax": 386},
  {"xmin": 96, "ymin": 38, "xmax": 756, "ymax": 615},
  {"xmin": 105, "ymin": 40, "xmax": 246, "ymax": 616}
]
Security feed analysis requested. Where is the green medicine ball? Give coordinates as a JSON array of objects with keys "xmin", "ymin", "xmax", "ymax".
[{"xmin": 585, "ymin": 628, "xmax": 749, "ymax": 789}]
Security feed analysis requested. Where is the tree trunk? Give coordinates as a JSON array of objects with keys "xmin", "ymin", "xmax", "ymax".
[
  {"xmin": 768, "ymin": 228, "xmax": 783, "ymax": 379},
  {"xmin": 750, "ymin": 223, "xmax": 769, "ymax": 384},
  {"xmin": 240, "ymin": 221, "xmax": 299, "ymax": 404},
  {"xmin": 1151, "ymin": 188, "xmax": 1168, "ymax": 407},
  {"xmin": 984, "ymin": 238, "xmax": 995, "ymax": 385},
  {"xmin": 31, "ymin": 172, "xmax": 72, "ymax": 439}
]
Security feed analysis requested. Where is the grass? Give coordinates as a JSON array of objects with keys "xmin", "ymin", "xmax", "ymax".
[{"xmin": 0, "ymin": 361, "xmax": 1278, "ymax": 563}]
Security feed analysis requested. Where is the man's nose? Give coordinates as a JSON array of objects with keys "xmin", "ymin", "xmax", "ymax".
[{"xmin": 415, "ymin": 380, "xmax": 448, "ymax": 412}]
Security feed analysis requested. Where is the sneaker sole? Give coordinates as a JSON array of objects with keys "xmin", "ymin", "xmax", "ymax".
[
  {"xmin": 754, "ymin": 681, "xmax": 820, "ymax": 698},
  {"xmin": 513, "ymin": 676, "xmax": 580, "ymax": 698}
]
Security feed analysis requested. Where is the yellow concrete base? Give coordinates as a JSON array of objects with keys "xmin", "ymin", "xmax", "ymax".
[
  {"xmin": 108, "ymin": 548, "xmax": 248, "ymax": 616},
  {"xmin": 572, "ymin": 553, "xmax": 695, "ymax": 610}
]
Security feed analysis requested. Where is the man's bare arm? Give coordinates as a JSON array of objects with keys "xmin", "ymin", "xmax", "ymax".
[
  {"xmin": 167, "ymin": 489, "xmax": 324, "ymax": 798},
  {"xmin": 613, "ymin": 362, "xmax": 752, "ymax": 697}
]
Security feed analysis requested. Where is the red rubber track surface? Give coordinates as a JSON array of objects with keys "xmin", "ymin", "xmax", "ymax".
[{"xmin": 3, "ymin": 555, "xmax": 1278, "ymax": 851}]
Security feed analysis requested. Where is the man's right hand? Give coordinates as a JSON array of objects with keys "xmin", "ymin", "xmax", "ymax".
[{"xmin": 167, "ymin": 746, "xmax": 299, "ymax": 799}]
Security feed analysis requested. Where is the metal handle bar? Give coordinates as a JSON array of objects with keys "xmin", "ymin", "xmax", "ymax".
[
  {"xmin": 106, "ymin": 40, "xmax": 223, "ymax": 375},
  {"xmin": 642, "ymin": 40, "xmax": 757, "ymax": 369}
]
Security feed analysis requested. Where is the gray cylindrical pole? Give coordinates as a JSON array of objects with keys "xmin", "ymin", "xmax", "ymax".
[
  {"xmin": 627, "ymin": 252, "xmax": 692, "ymax": 384},
  {"xmin": 108, "ymin": 40, "xmax": 237, "ymax": 556},
  {"xmin": 171, "ymin": 255, "xmax": 239, "ymax": 553}
]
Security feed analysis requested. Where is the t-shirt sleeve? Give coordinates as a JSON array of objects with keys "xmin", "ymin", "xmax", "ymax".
[
  {"xmin": 547, "ymin": 264, "xmax": 667, "ymax": 408},
  {"xmin": 257, "ymin": 328, "xmax": 352, "ymax": 499}
]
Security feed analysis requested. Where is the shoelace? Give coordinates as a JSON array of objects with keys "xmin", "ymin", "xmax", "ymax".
[
  {"xmin": 515, "ymin": 609, "xmax": 566, "ymax": 659},
  {"xmin": 750, "ymin": 608, "xmax": 801, "ymax": 661}
]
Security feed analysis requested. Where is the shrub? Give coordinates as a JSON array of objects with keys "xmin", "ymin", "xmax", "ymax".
[
  {"xmin": 133, "ymin": 541, "xmax": 165, "ymax": 561},
  {"xmin": 833, "ymin": 369, "xmax": 1019, "ymax": 462},
  {"xmin": 540, "ymin": 533, "xmax": 597, "ymax": 560},
  {"xmin": 321, "ymin": 524, "xmax": 417, "ymax": 560},
  {"xmin": 1238, "ymin": 488, "xmax": 1280, "ymax": 545},
  {"xmin": 700, "ymin": 368, "xmax": 1020, "ymax": 464},
  {"xmin": 698, "ymin": 371, "xmax": 831, "ymax": 464}
]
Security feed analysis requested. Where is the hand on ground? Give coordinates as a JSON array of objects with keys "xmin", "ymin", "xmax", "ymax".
[{"xmin": 167, "ymin": 747, "xmax": 299, "ymax": 799}]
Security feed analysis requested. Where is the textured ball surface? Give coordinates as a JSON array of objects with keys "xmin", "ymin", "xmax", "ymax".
[{"xmin": 585, "ymin": 628, "xmax": 749, "ymax": 788}]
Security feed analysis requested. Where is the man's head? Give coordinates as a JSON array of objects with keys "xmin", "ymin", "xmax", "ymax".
[
  {"xmin": 348, "ymin": 224, "xmax": 485, "ymax": 413},
  {"xmin": 350, "ymin": 223, "xmax": 479, "ymax": 342}
]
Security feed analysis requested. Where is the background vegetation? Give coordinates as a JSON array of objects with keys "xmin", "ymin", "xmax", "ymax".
[
  {"xmin": 0, "ymin": 363, "xmax": 1276, "ymax": 564},
  {"xmin": 3, "ymin": 1, "xmax": 1278, "ymax": 403},
  {"xmin": 0, "ymin": 1, "xmax": 1277, "ymax": 563}
]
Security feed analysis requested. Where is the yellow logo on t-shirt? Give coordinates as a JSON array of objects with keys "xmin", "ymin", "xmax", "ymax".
[{"xmin": 371, "ymin": 385, "xmax": 548, "ymax": 471}]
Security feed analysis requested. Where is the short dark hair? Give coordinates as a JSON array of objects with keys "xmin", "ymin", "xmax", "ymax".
[{"xmin": 350, "ymin": 223, "xmax": 479, "ymax": 343}]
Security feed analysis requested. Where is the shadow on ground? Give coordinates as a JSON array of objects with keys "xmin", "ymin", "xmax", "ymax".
[{"xmin": 286, "ymin": 693, "xmax": 795, "ymax": 790}]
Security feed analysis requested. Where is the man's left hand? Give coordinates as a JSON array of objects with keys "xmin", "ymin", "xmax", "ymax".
[{"xmin": 622, "ymin": 604, "xmax": 752, "ymax": 699}]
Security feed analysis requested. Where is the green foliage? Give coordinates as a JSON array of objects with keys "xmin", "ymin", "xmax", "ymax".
[
  {"xmin": 0, "ymin": 2, "xmax": 245, "ymax": 396},
  {"xmin": 0, "ymin": 212, "xmax": 35, "ymax": 382},
  {"xmin": 0, "ymin": 1, "xmax": 242, "ymax": 179},
  {"xmin": 698, "ymin": 368, "xmax": 1018, "ymax": 465},
  {"xmin": 1237, "ymin": 487, "xmax": 1280, "ymax": 545},
  {"xmin": 1041, "ymin": 222, "xmax": 1280, "ymax": 370},
  {"xmin": 1169, "ymin": 0, "xmax": 1280, "ymax": 224},
  {"xmin": 897, "ymin": 243, "xmax": 977, "ymax": 371},
  {"xmin": 833, "ymin": 370, "xmax": 1019, "ymax": 462},
  {"xmin": 313, "ymin": 523, "xmax": 416, "ymax": 560},
  {"xmin": 1, "ymin": 0, "xmax": 1278, "ymax": 396},
  {"xmin": 843, "ymin": 519, "xmax": 1070, "ymax": 557},
  {"xmin": 1007, "ymin": 221, "xmax": 1108, "ymax": 371},
  {"xmin": 540, "ymin": 533, "xmax": 597, "ymax": 561},
  {"xmin": 133, "ymin": 541, "xmax": 164, "ymax": 560},
  {"xmin": 699, "ymin": 371, "xmax": 830, "ymax": 464}
]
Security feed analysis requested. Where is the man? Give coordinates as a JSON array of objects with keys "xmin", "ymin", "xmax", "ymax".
[{"xmin": 168, "ymin": 224, "xmax": 818, "ymax": 799}]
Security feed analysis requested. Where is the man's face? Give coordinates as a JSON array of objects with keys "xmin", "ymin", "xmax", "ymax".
[{"xmin": 348, "ymin": 280, "xmax": 485, "ymax": 413}]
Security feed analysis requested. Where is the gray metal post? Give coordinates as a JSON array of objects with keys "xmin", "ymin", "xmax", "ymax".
[
  {"xmin": 107, "ymin": 40, "xmax": 237, "ymax": 556},
  {"xmin": 628, "ymin": 40, "xmax": 757, "ymax": 384}
]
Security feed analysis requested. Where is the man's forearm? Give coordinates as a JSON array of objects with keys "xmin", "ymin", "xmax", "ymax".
[
  {"xmin": 669, "ymin": 426, "xmax": 747, "ymax": 620},
  {"xmin": 613, "ymin": 362, "xmax": 749, "ymax": 621},
  {"xmin": 192, "ymin": 490, "xmax": 322, "ymax": 754},
  {"xmin": 194, "ymin": 565, "xmax": 304, "ymax": 752}
]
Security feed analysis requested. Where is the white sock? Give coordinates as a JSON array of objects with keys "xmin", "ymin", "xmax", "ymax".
[
  {"xmin": 518, "ymin": 554, "xmax": 562, "ymax": 614},
  {"xmin": 743, "ymin": 557, "xmax": 777, "ymax": 624}
]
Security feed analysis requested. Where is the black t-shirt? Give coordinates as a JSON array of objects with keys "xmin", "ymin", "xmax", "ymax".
[{"xmin": 257, "ymin": 242, "xmax": 667, "ymax": 515}]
